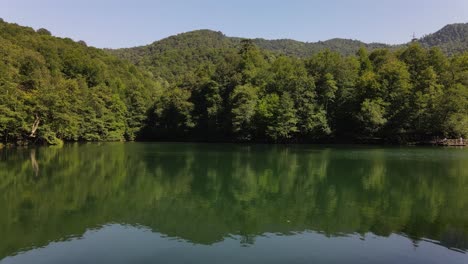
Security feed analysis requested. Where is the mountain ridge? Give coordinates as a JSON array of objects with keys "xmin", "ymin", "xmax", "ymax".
[
  {"xmin": 418, "ymin": 23, "xmax": 468, "ymax": 54},
  {"xmin": 109, "ymin": 23, "xmax": 468, "ymax": 59},
  {"xmin": 106, "ymin": 23, "xmax": 468, "ymax": 83}
]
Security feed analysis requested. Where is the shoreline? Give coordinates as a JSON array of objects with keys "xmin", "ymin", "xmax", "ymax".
[{"xmin": 1, "ymin": 139, "xmax": 465, "ymax": 149}]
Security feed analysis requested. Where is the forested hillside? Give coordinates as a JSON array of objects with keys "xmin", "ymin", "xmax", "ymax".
[
  {"xmin": 109, "ymin": 23, "xmax": 468, "ymax": 86},
  {"xmin": 136, "ymin": 40, "xmax": 468, "ymax": 143},
  {"xmin": 0, "ymin": 20, "xmax": 164, "ymax": 145},
  {"xmin": 109, "ymin": 23, "xmax": 468, "ymax": 70},
  {"xmin": 109, "ymin": 30, "xmax": 392, "ymax": 82},
  {"xmin": 419, "ymin": 23, "xmax": 468, "ymax": 55},
  {"xmin": 1, "ymin": 20, "xmax": 467, "ymax": 145}
]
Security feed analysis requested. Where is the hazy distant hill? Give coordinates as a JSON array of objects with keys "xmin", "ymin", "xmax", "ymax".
[
  {"xmin": 109, "ymin": 30, "xmax": 236, "ymax": 81},
  {"xmin": 108, "ymin": 30, "xmax": 395, "ymax": 82},
  {"xmin": 108, "ymin": 23, "xmax": 467, "ymax": 81},
  {"xmin": 232, "ymin": 37, "xmax": 391, "ymax": 57},
  {"xmin": 110, "ymin": 23, "xmax": 468, "ymax": 62},
  {"xmin": 109, "ymin": 29, "xmax": 392, "ymax": 66},
  {"xmin": 418, "ymin": 23, "xmax": 468, "ymax": 55}
]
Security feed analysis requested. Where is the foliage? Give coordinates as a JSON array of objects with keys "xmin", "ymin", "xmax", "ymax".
[
  {"xmin": 1, "ymin": 20, "xmax": 468, "ymax": 144},
  {"xmin": 0, "ymin": 20, "xmax": 163, "ymax": 144},
  {"xmin": 419, "ymin": 23, "xmax": 468, "ymax": 55}
]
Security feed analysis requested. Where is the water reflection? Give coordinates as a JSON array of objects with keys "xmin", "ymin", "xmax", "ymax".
[
  {"xmin": 2, "ymin": 224, "xmax": 467, "ymax": 264},
  {"xmin": 0, "ymin": 143, "xmax": 467, "ymax": 262}
]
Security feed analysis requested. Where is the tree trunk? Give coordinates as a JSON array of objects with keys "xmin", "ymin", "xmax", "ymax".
[
  {"xmin": 30, "ymin": 149, "xmax": 39, "ymax": 177},
  {"xmin": 30, "ymin": 115, "xmax": 40, "ymax": 137}
]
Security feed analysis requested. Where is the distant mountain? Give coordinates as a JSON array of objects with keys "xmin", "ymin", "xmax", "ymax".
[
  {"xmin": 108, "ymin": 30, "xmax": 396, "ymax": 82},
  {"xmin": 233, "ymin": 37, "xmax": 391, "ymax": 57},
  {"xmin": 109, "ymin": 30, "xmax": 236, "ymax": 82},
  {"xmin": 418, "ymin": 23, "xmax": 468, "ymax": 55},
  {"xmin": 109, "ymin": 29, "xmax": 392, "ymax": 65},
  {"xmin": 108, "ymin": 23, "xmax": 467, "ymax": 81},
  {"xmin": 110, "ymin": 23, "xmax": 468, "ymax": 60}
]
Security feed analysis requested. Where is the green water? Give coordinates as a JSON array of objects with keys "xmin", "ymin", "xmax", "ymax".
[{"xmin": 0, "ymin": 143, "xmax": 467, "ymax": 264}]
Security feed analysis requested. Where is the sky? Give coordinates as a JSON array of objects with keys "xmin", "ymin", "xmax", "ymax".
[{"xmin": 1, "ymin": 0, "xmax": 467, "ymax": 48}]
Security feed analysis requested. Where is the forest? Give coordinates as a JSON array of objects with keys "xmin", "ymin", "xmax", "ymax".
[{"xmin": 0, "ymin": 20, "xmax": 467, "ymax": 145}]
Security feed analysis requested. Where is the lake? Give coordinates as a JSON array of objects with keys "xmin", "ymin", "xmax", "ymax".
[{"xmin": 0, "ymin": 143, "xmax": 467, "ymax": 264}]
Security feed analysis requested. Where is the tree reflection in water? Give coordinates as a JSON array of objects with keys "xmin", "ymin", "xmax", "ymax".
[{"xmin": 0, "ymin": 143, "xmax": 467, "ymax": 259}]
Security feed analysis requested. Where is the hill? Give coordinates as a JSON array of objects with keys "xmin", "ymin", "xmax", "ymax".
[
  {"xmin": 230, "ymin": 37, "xmax": 390, "ymax": 57},
  {"xmin": 108, "ymin": 23, "xmax": 468, "ymax": 82},
  {"xmin": 110, "ymin": 30, "xmax": 236, "ymax": 82},
  {"xmin": 248, "ymin": 23, "xmax": 468, "ymax": 56},
  {"xmin": 418, "ymin": 23, "xmax": 468, "ymax": 55},
  {"xmin": 109, "ymin": 29, "xmax": 393, "ymax": 64},
  {"xmin": 109, "ymin": 23, "xmax": 468, "ymax": 63}
]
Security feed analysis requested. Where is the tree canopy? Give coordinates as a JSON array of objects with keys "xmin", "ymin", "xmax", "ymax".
[
  {"xmin": 0, "ymin": 20, "xmax": 164, "ymax": 145},
  {"xmin": 1, "ymin": 20, "xmax": 467, "ymax": 145}
]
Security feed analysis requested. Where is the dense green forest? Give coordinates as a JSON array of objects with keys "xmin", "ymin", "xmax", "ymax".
[
  {"xmin": 1, "ymin": 20, "xmax": 467, "ymax": 145},
  {"xmin": 111, "ymin": 23, "xmax": 468, "ymax": 60},
  {"xmin": 419, "ymin": 23, "xmax": 468, "ymax": 55},
  {"xmin": 0, "ymin": 20, "xmax": 165, "ymax": 145}
]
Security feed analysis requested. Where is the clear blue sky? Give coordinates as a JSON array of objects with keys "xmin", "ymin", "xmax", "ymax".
[{"xmin": 1, "ymin": 0, "xmax": 467, "ymax": 48}]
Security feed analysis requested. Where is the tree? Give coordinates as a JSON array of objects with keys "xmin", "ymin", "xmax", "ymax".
[
  {"xmin": 36, "ymin": 28, "xmax": 51, "ymax": 35},
  {"xmin": 358, "ymin": 98, "xmax": 388, "ymax": 135},
  {"xmin": 319, "ymin": 73, "xmax": 338, "ymax": 111},
  {"xmin": 238, "ymin": 39, "xmax": 268, "ymax": 86},
  {"xmin": 230, "ymin": 84, "xmax": 258, "ymax": 141},
  {"xmin": 412, "ymin": 67, "xmax": 443, "ymax": 133},
  {"xmin": 148, "ymin": 88, "xmax": 194, "ymax": 138},
  {"xmin": 357, "ymin": 47, "xmax": 373, "ymax": 73},
  {"xmin": 440, "ymin": 84, "xmax": 468, "ymax": 137},
  {"xmin": 258, "ymin": 93, "xmax": 298, "ymax": 142},
  {"xmin": 192, "ymin": 80, "xmax": 223, "ymax": 134}
]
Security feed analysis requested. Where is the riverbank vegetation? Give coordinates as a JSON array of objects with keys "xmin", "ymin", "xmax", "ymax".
[
  {"xmin": 1, "ymin": 20, "xmax": 467, "ymax": 144},
  {"xmin": 0, "ymin": 20, "xmax": 164, "ymax": 145}
]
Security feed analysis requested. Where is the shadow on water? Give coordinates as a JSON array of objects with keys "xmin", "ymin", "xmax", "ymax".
[{"xmin": 0, "ymin": 143, "xmax": 467, "ymax": 260}]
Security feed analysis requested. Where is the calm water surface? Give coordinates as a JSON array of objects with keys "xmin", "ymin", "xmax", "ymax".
[{"xmin": 0, "ymin": 143, "xmax": 467, "ymax": 264}]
